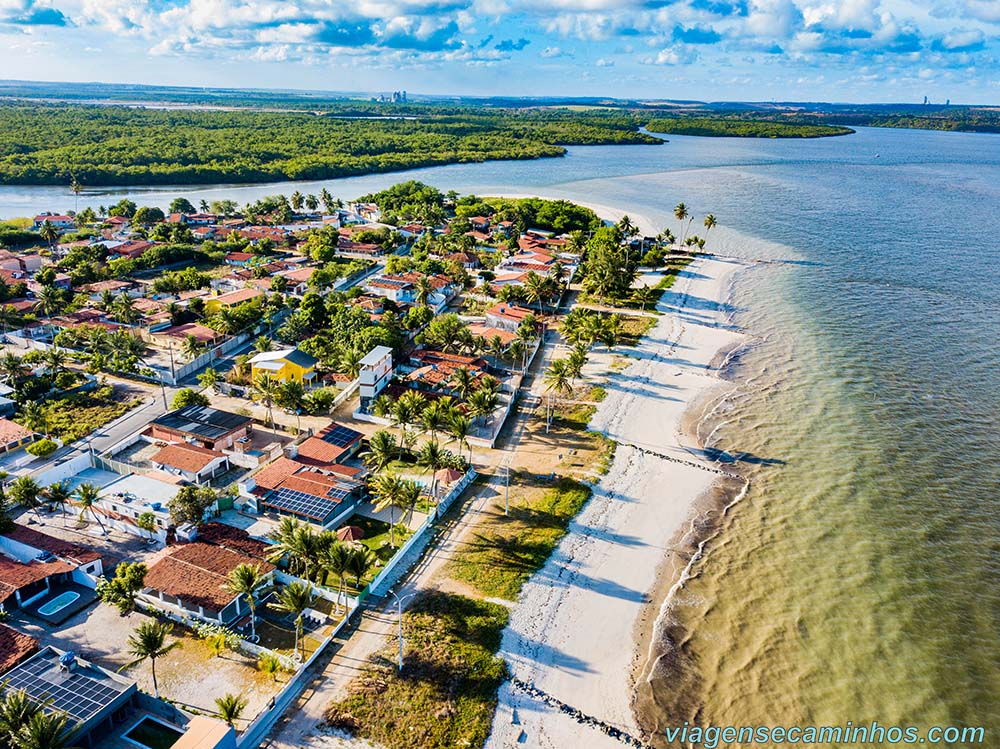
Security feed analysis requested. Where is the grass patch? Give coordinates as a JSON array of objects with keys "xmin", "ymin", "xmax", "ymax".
[
  {"xmin": 618, "ymin": 315, "xmax": 657, "ymax": 346},
  {"xmin": 327, "ymin": 514, "xmax": 415, "ymax": 594},
  {"xmin": 448, "ymin": 477, "xmax": 592, "ymax": 600},
  {"xmin": 18, "ymin": 384, "xmax": 141, "ymax": 443},
  {"xmin": 325, "ymin": 590, "xmax": 509, "ymax": 749}
]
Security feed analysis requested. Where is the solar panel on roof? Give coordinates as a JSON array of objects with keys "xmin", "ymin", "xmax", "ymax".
[
  {"xmin": 320, "ymin": 425, "xmax": 361, "ymax": 447},
  {"xmin": 265, "ymin": 486, "xmax": 342, "ymax": 521}
]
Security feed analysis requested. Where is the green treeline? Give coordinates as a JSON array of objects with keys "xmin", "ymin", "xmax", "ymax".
[
  {"xmin": 645, "ymin": 117, "xmax": 854, "ymax": 138},
  {"xmin": 0, "ymin": 104, "xmax": 660, "ymax": 186}
]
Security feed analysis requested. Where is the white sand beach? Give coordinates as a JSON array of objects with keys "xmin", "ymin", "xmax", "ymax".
[{"xmin": 485, "ymin": 253, "xmax": 747, "ymax": 748}]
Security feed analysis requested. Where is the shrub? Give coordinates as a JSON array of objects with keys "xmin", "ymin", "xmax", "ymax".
[
  {"xmin": 25, "ymin": 438, "xmax": 57, "ymax": 458},
  {"xmin": 172, "ymin": 388, "xmax": 210, "ymax": 409}
]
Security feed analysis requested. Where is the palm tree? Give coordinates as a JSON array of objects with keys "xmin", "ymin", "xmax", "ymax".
[
  {"xmin": 74, "ymin": 482, "xmax": 107, "ymax": 533},
  {"xmin": 523, "ymin": 272, "xmax": 547, "ymax": 312},
  {"xmin": 38, "ymin": 220, "xmax": 58, "ymax": 249},
  {"xmin": 674, "ymin": 202, "xmax": 694, "ymax": 248},
  {"xmin": 181, "ymin": 335, "xmax": 206, "ymax": 361},
  {"xmin": 703, "ymin": 213, "xmax": 716, "ymax": 249},
  {"xmin": 112, "ymin": 292, "xmax": 139, "ymax": 327},
  {"xmin": 336, "ymin": 347, "xmax": 363, "ymax": 379},
  {"xmin": 347, "ymin": 546, "xmax": 376, "ymax": 589},
  {"xmin": 398, "ymin": 479, "xmax": 423, "ymax": 528},
  {"xmin": 42, "ymin": 347, "xmax": 67, "ymax": 380},
  {"xmin": 414, "ymin": 276, "xmax": 433, "ymax": 307},
  {"xmin": 449, "ymin": 367, "xmax": 474, "ymax": 400},
  {"xmin": 0, "ymin": 352, "xmax": 25, "ymax": 386},
  {"xmin": 319, "ymin": 542, "xmax": 352, "ymax": 615},
  {"xmin": 11, "ymin": 710, "xmax": 75, "ymax": 749},
  {"xmin": 361, "ymin": 430, "xmax": 396, "ymax": 473},
  {"xmin": 417, "ymin": 439, "xmax": 446, "ymax": 499},
  {"xmin": 43, "ymin": 480, "xmax": 71, "ymax": 523},
  {"xmin": 467, "ymin": 388, "xmax": 499, "ymax": 427},
  {"xmin": 268, "ymin": 581, "xmax": 314, "ymax": 660},
  {"xmin": 419, "ymin": 400, "xmax": 451, "ymax": 442},
  {"xmin": 223, "ymin": 563, "xmax": 267, "ymax": 642},
  {"xmin": 371, "ymin": 473, "xmax": 406, "ymax": 547},
  {"xmin": 0, "ymin": 304, "xmax": 18, "ymax": 336},
  {"xmin": 448, "ymin": 414, "xmax": 472, "ymax": 464},
  {"xmin": 121, "ymin": 620, "xmax": 182, "ymax": 698},
  {"xmin": 371, "ymin": 393, "xmax": 393, "ymax": 419},
  {"xmin": 0, "ymin": 688, "xmax": 43, "ymax": 741},
  {"xmin": 18, "ymin": 400, "xmax": 47, "ymax": 435},
  {"xmin": 566, "ymin": 345, "xmax": 589, "ymax": 385},
  {"xmin": 197, "ymin": 367, "xmax": 223, "ymax": 391},
  {"xmin": 543, "ymin": 359, "xmax": 573, "ymax": 428},
  {"xmin": 254, "ymin": 336, "xmax": 272, "ymax": 353},
  {"xmin": 33, "ymin": 286, "xmax": 63, "ymax": 318},
  {"xmin": 250, "ymin": 373, "xmax": 280, "ymax": 430},
  {"xmin": 305, "ymin": 194, "xmax": 319, "ymax": 212},
  {"xmin": 290, "ymin": 191, "xmax": 304, "ymax": 211},
  {"xmin": 214, "ymin": 693, "xmax": 248, "ymax": 727},
  {"xmin": 8, "ymin": 476, "xmax": 43, "ymax": 521},
  {"xmin": 276, "ymin": 380, "xmax": 306, "ymax": 432}
]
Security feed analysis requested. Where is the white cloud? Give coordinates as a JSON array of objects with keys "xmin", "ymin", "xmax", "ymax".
[{"xmin": 595, "ymin": 56, "xmax": 614, "ymax": 65}]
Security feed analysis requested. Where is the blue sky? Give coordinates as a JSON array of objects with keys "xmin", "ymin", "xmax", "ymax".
[{"xmin": 0, "ymin": 0, "xmax": 998, "ymax": 103}]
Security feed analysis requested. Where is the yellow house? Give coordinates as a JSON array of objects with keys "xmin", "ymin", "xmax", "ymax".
[
  {"xmin": 248, "ymin": 347, "xmax": 319, "ymax": 386},
  {"xmin": 204, "ymin": 287, "xmax": 264, "ymax": 315}
]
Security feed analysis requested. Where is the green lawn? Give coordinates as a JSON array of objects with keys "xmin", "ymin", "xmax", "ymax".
[
  {"xmin": 325, "ymin": 590, "xmax": 508, "ymax": 749},
  {"xmin": 325, "ymin": 515, "xmax": 415, "ymax": 594},
  {"xmin": 448, "ymin": 477, "xmax": 592, "ymax": 600},
  {"xmin": 17, "ymin": 384, "xmax": 141, "ymax": 443}
]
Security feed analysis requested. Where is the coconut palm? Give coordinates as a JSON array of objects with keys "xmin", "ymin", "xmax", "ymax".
[
  {"xmin": 703, "ymin": 213, "xmax": 716, "ymax": 249},
  {"xmin": 11, "ymin": 709, "xmax": 75, "ymax": 749},
  {"xmin": 38, "ymin": 220, "xmax": 58, "ymax": 249},
  {"xmin": 336, "ymin": 346, "xmax": 364, "ymax": 380},
  {"xmin": 508, "ymin": 339, "xmax": 526, "ymax": 373},
  {"xmin": 18, "ymin": 401, "xmax": 47, "ymax": 435},
  {"xmin": 250, "ymin": 373, "xmax": 280, "ymax": 430},
  {"xmin": 566, "ymin": 345, "xmax": 589, "ymax": 385},
  {"xmin": 319, "ymin": 542, "xmax": 352, "ymax": 615},
  {"xmin": 197, "ymin": 367, "xmax": 223, "ymax": 391},
  {"xmin": 361, "ymin": 430, "xmax": 396, "ymax": 473},
  {"xmin": 448, "ymin": 413, "xmax": 473, "ymax": 464},
  {"xmin": 371, "ymin": 393, "xmax": 393, "ymax": 418},
  {"xmin": 75, "ymin": 482, "xmax": 107, "ymax": 533},
  {"xmin": 371, "ymin": 473, "xmax": 406, "ymax": 547},
  {"xmin": 43, "ymin": 480, "xmax": 71, "ymax": 523},
  {"xmin": 347, "ymin": 546, "xmax": 376, "ymax": 589},
  {"xmin": 419, "ymin": 399, "xmax": 452, "ymax": 442},
  {"xmin": 543, "ymin": 359, "xmax": 573, "ymax": 427},
  {"xmin": 0, "ymin": 304, "xmax": 18, "ymax": 335},
  {"xmin": 523, "ymin": 272, "xmax": 547, "ymax": 312},
  {"xmin": 266, "ymin": 518, "xmax": 317, "ymax": 580},
  {"xmin": 467, "ymin": 388, "xmax": 499, "ymax": 427},
  {"xmin": 398, "ymin": 479, "xmax": 423, "ymax": 528},
  {"xmin": 268, "ymin": 581, "xmax": 314, "ymax": 660},
  {"xmin": 276, "ymin": 380, "xmax": 306, "ymax": 432},
  {"xmin": 42, "ymin": 347, "xmax": 67, "ymax": 380},
  {"xmin": 8, "ymin": 476, "xmax": 43, "ymax": 521},
  {"xmin": 33, "ymin": 286, "xmax": 63, "ymax": 318},
  {"xmin": 223, "ymin": 563, "xmax": 267, "ymax": 642},
  {"xmin": 417, "ymin": 439, "xmax": 447, "ymax": 498},
  {"xmin": 0, "ymin": 688, "xmax": 43, "ymax": 741},
  {"xmin": 0, "ymin": 352, "xmax": 25, "ymax": 386},
  {"xmin": 449, "ymin": 367, "xmax": 474, "ymax": 400},
  {"xmin": 180, "ymin": 334, "xmax": 206, "ymax": 361},
  {"xmin": 414, "ymin": 276, "xmax": 433, "ymax": 307},
  {"xmin": 214, "ymin": 693, "xmax": 248, "ymax": 727},
  {"xmin": 112, "ymin": 292, "xmax": 139, "ymax": 326},
  {"xmin": 121, "ymin": 620, "xmax": 182, "ymax": 698}
]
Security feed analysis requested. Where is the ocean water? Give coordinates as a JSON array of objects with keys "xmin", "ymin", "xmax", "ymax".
[{"xmin": 2, "ymin": 126, "xmax": 997, "ymax": 735}]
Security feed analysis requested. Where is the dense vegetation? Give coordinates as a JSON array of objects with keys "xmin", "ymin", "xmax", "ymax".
[
  {"xmin": 646, "ymin": 117, "xmax": 853, "ymax": 138},
  {"xmin": 326, "ymin": 591, "xmax": 508, "ymax": 749},
  {"xmin": 0, "ymin": 104, "xmax": 659, "ymax": 186}
]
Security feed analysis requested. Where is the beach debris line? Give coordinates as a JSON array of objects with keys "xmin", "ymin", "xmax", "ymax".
[
  {"xmin": 613, "ymin": 439, "xmax": 745, "ymax": 482},
  {"xmin": 509, "ymin": 678, "xmax": 655, "ymax": 748}
]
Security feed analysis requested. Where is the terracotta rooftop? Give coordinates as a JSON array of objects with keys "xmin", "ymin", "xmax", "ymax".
[
  {"xmin": 0, "ymin": 623, "xmax": 39, "ymax": 675},
  {"xmin": 212, "ymin": 288, "xmax": 263, "ymax": 306},
  {"xmin": 150, "ymin": 443, "xmax": 226, "ymax": 474},
  {"xmin": 195, "ymin": 522, "xmax": 269, "ymax": 560},
  {"xmin": 0, "ymin": 556, "xmax": 74, "ymax": 602},
  {"xmin": 295, "ymin": 437, "xmax": 347, "ymax": 467},
  {"xmin": 251, "ymin": 457, "xmax": 306, "ymax": 492},
  {"xmin": 0, "ymin": 419, "xmax": 34, "ymax": 446},
  {"xmin": 4, "ymin": 525, "xmax": 101, "ymax": 565},
  {"xmin": 144, "ymin": 542, "xmax": 274, "ymax": 613}
]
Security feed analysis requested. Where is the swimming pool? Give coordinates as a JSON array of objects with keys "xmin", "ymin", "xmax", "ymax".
[
  {"xmin": 37, "ymin": 591, "xmax": 80, "ymax": 617},
  {"xmin": 122, "ymin": 716, "xmax": 184, "ymax": 749}
]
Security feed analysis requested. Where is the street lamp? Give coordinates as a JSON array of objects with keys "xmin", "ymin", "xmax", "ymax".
[{"xmin": 387, "ymin": 588, "xmax": 417, "ymax": 672}]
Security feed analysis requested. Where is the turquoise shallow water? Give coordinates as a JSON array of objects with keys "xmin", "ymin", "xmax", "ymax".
[{"xmin": 2, "ymin": 126, "xmax": 997, "ymax": 734}]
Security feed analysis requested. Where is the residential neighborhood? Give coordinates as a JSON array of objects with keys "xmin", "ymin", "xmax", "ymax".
[{"xmin": 0, "ymin": 181, "xmax": 685, "ymax": 749}]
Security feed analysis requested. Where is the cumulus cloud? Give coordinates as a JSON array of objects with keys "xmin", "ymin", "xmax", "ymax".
[
  {"xmin": 932, "ymin": 26, "xmax": 985, "ymax": 52},
  {"xmin": 0, "ymin": 0, "xmax": 68, "ymax": 26}
]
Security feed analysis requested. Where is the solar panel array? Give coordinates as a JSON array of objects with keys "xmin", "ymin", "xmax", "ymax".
[
  {"xmin": 3, "ymin": 658, "xmax": 126, "ymax": 723},
  {"xmin": 265, "ymin": 485, "xmax": 351, "ymax": 521},
  {"xmin": 320, "ymin": 425, "xmax": 362, "ymax": 447}
]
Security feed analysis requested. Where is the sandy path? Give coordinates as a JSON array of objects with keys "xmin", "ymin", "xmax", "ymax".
[{"xmin": 485, "ymin": 254, "xmax": 746, "ymax": 748}]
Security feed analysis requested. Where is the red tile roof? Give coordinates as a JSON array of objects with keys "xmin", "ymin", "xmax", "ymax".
[
  {"xmin": 195, "ymin": 522, "xmax": 269, "ymax": 560},
  {"xmin": 295, "ymin": 437, "xmax": 347, "ymax": 467},
  {"xmin": 212, "ymin": 288, "xmax": 263, "ymax": 306},
  {"xmin": 0, "ymin": 623, "xmax": 39, "ymax": 674},
  {"xmin": 0, "ymin": 556, "xmax": 74, "ymax": 602},
  {"xmin": 151, "ymin": 443, "xmax": 226, "ymax": 474},
  {"xmin": 251, "ymin": 457, "xmax": 305, "ymax": 492},
  {"xmin": 160, "ymin": 323, "xmax": 220, "ymax": 343},
  {"xmin": 4, "ymin": 525, "xmax": 101, "ymax": 565},
  {"xmin": 144, "ymin": 542, "xmax": 274, "ymax": 612},
  {"xmin": 0, "ymin": 419, "xmax": 34, "ymax": 446}
]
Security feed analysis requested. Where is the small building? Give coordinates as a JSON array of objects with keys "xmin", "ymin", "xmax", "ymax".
[
  {"xmin": 149, "ymin": 405, "xmax": 253, "ymax": 451},
  {"xmin": 203, "ymin": 287, "xmax": 264, "ymax": 315},
  {"xmin": 151, "ymin": 322, "xmax": 223, "ymax": 350},
  {"xmin": 108, "ymin": 240, "xmax": 154, "ymax": 260},
  {"xmin": 247, "ymin": 347, "xmax": 318, "ymax": 387},
  {"xmin": 359, "ymin": 345, "xmax": 393, "ymax": 410},
  {"xmin": 141, "ymin": 542, "xmax": 275, "ymax": 625},
  {"xmin": 224, "ymin": 251, "xmax": 255, "ymax": 267},
  {"xmin": 173, "ymin": 716, "xmax": 237, "ymax": 749},
  {"xmin": 0, "ymin": 419, "xmax": 37, "ymax": 454},
  {"xmin": 0, "ymin": 646, "xmax": 137, "ymax": 746},
  {"xmin": 95, "ymin": 473, "xmax": 180, "ymax": 544},
  {"xmin": 0, "ymin": 526, "xmax": 103, "ymax": 612},
  {"xmin": 150, "ymin": 442, "xmax": 230, "ymax": 484},
  {"xmin": 31, "ymin": 214, "xmax": 75, "ymax": 231},
  {"xmin": 485, "ymin": 303, "xmax": 534, "ymax": 332}
]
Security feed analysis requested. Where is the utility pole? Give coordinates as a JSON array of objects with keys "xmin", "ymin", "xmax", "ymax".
[{"xmin": 505, "ymin": 462, "xmax": 510, "ymax": 516}]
